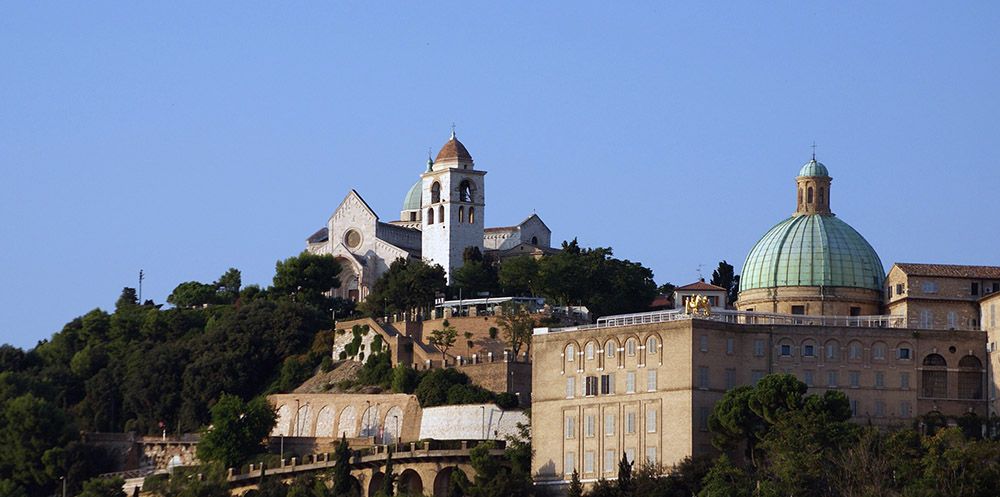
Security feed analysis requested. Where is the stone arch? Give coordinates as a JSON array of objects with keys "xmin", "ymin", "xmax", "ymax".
[
  {"xmin": 338, "ymin": 405, "xmax": 357, "ymax": 437},
  {"xmin": 603, "ymin": 338, "xmax": 619, "ymax": 369},
  {"xmin": 871, "ymin": 341, "xmax": 888, "ymax": 361},
  {"xmin": 360, "ymin": 404, "xmax": 381, "ymax": 438},
  {"xmin": 644, "ymin": 334, "xmax": 661, "ymax": 357},
  {"xmin": 433, "ymin": 467, "xmax": 466, "ymax": 497},
  {"xmin": 296, "ymin": 404, "xmax": 313, "ymax": 437},
  {"xmin": 431, "ymin": 182, "xmax": 441, "ymax": 203},
  {"xmin": 315, "ymin": 405, "xmax": 335, "ymax": 437},
  {"xmin": 531, "ymin": 235, "xmax": 538, "ymax": 245},
  {"xmin": 922, "ymin": 354, "xmax": 948, "ymax": 398},
  {"xmin": 958, "ymin": 355, "xmax": 984, "ymax": 399},
  {"xmin": 800, "ymin": 338, "xmax": 817, "ymax": 358},
  {"xmin": 458, "ymin": 179, "xmax": 475, "ymax": 202},
  {"xmin": 382, "ymin": 406, "xmax": 404, "ymax": 444},
  {"xmin": 273, "ymin": 404, "xmax": 292, "ymax": 436},
  {"xmin": 847, "ymin": 340, "xmax": 864, "ymax": 361},
  {"xmin": 398, "ymin": 469, "xmax": 423, "ymax": 496},
  {"xmin": 584, "ymin": 340, "xmax": 599, "ymax": 365},
  {"xmin": 624, "ymin": 335, "xmax": 640, "ymax": 358},
  {"xmin": 778, "ymin": 337, "xmax": 795, "ymax": 357},
  {"xmin": 564, "ymin": 341, "xmax": 580, "ymax": 371},
  {"xmin": 333, "ymin": 256, "xmax": 362, "ymax": 302},
  {"xmin": 824, "ymin": 339, "xmax": 839, "ymax": 361},
  {"xmin": 368, "ymin": 472, "xmax": 385, "ymax": 497}
]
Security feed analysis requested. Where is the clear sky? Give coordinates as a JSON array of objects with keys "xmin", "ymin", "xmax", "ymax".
[{"xmin": 2, "ymin": 2, "xmax": 998, "ymax": 349}]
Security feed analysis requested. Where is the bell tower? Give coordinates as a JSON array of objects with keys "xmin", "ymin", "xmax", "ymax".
[
  {"xmin": 420, "ymin": 130, "xmax": 486, "ymax": 281},
  {"xmin": 795, "ymin": 156, "xmax": 832, "ymax": 216}
]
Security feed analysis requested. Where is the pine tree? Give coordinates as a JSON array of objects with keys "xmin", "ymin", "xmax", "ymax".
[
  {"xmin": 380, "ymin": 449, "xmax": 396, "ymax": 497},
  {"xmin": 567, "ymin": 469, "xmax": 583, "ymax": 497},
  {"xmin": 332, "ymin": 434, "xmax": 354, "ymax": 496},
  {"xmin": 617, "ymin": 451, "xmax": 634, "ymax": 497}
]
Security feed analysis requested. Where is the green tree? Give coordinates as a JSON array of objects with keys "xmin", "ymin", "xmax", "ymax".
[
  {"xmin": 390, "ymin": 365, "xmax": 419, "ymax": 394},
  {"xmin": 360, "ymin": 258, "xmax": 446, "ymax": 318},
  {"xmin": 0, "ymin": 480, "xmax": 27, "ymax": 497},
  {"xmin": 378, "ymin": 449, "xmax": 396, "ymax": 497},
  {"xmin": 497, "ymin": 256, "xmax": 539, "ymax": 296},
  {"xmin": 0, "ymin": 394, "xmax": 74, "ymax": 489},
  {"xmin": 77, "ymin": 477, "xmax": 125, "ymax": 497},
  {"xmin": 196, "ymin": 394, "xmax": 276, "ymax": 469},
  {"xmin": 331, "ymin": 435, "xmax": 355, "ymax": 497},
  {"xmin": 494, "ymin": 303, "xmax": 534, "ymax": 359},
  {"xmin": 215, "ymin": 268, "xmax": 242, "ymax": 304},
  {"xmin": 697, "ymin": 454, "xmax": 752, "ymax": 497},
  {"xmin": 566, "ymin": 469, "xmax": 582, "ymax": 497},
  {"xmin": 272, "ymin": 252, "xmax": 342, "ymax": 308},
  {"xmin": 710, "ymin": 260, "xmax": 740, "ymax": 307},
  {"xmin": 428, "ymin": 320, "xmax": 458, "ymax": 363},
  {"xmin": 167, "ymin": 281, "xmax": 218, "ymax": 308},
  {"xmin": 617, "ymin": 451, "xmax": 634, "ymax": 496},
  {"xmin": 452, "ymin": 247, "xmax": 499, "ymax": 298}
]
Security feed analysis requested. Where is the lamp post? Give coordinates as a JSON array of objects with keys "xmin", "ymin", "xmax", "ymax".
[
  {"xmin": 60, "ymin": 476, "xmax": 66, "ymax": 497},
  {"xmin": 480, "ymin": 406, "xmax": 485, "ymax": 440}
]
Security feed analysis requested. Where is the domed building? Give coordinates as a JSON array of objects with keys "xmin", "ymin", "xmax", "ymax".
[{"xmin": 736, "ymin": 158, "xmax": 885, "ymax": 316}]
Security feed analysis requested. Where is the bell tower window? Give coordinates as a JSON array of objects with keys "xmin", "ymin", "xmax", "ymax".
[
  {"xmin": 427, "ymin": 208, "xmax": 434, "ymax": 224},
  {"xmin": 469, "ymin": 207, "xmax": 475, "ymax": 224},
  {"xmin": 807, "ymin": 186, "xmax": 814, "ymax": 204},
  {"xmin": 459, "ymin": 180, "xmax": 474, "ymax": 203},
  {"xmin": 458, "ymin": 206, "xmax": 465, "ymax": 223},
  {"xmin": 431, "ymin": 182, "xmax": 441, "ymax": 204},
  {"xmin": 438, "ymin": 205, "xmax": 444, "ymax": 224}
]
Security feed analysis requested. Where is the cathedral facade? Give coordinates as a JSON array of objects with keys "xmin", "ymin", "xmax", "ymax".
[{"xmin": 305, "ymin": 132, "xmax": 552, "ymax": 301}]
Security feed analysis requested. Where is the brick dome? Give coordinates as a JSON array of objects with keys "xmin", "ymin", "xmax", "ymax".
[{"xmin": 435, "ymin": 133, "xmax": 472, "ymax": 162}]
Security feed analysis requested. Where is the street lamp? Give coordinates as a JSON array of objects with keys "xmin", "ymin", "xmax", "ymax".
[
  {"xmin": 60, "ymin": 476, "xmax": 66, "ymax": 497},
  {"xmin": 480, "ymin": 406, "xmax": 485, "ymax": 440}
]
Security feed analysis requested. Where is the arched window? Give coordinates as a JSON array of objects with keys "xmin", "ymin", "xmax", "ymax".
[
  {"xmin": 566, "ymin": 344, "xmax": 575, "ymax": 362},
  {"xmin": 848, "ymin": 341, "xmax": 863, "ymax": 360},
  {"xmin": 646, "ymin": 336, "xmax": 658, "ymax": 355},
  {"xmin": 921, "ymin": 354, "xmax": 948, "ymax": 398},
  {"xmin": 438, "ymin": 205, "xmax": 444, "ymax": 223},
  {"xmin": 458, "ymin": 206, "xmax": 465, "ymax": 223},
  {"xmin": 626, "ymin": 338, "xmax": 637, "ymax": 357},
  {"xmin": 798, "ymin": 188, "xmax": 803, "ymax": 206},
  {"xmin": 468, "ymin": 207, "xmax": 475, "ymax": 224},
  {"xmin": 431, "ymin": 182, "xmax": 441, "ymax": 203},
  {"xmin": 585, "ymin": 342, "xmax": 595, "ymax": 361},
  {"xmin": 458, "ymin": 180, "xmax": 473, "ymax": 202},
  {"xmin": 958, "ymin": 355, "xmax": 984, "ymax": 399},
  {"xmin": 531, "ymin": 236, "xmax": 539, "ymax": 245},
  {"xmin": 605, "ymin": 341, "xmax": 616, "ymax": 359},
  {"xmin": 825, "ymin": 340, "xmax": 839, "ymax": 360},
  {"xmin": 427, "ymin": 208, "xmax": 434, "ymax": 224},
  {"xmin": 819, "ymin": 187, "xmax": 826, "ymax": 207},
  {"xmin": 807, "ymin": 186, "xmax": 814, "ymax": 203}
]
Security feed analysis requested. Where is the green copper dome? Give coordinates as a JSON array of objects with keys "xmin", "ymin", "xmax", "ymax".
[
  {"xmin": 798, "ymin": 159, "xmax": 829, "ymax": 177},
  {"xmin": 402, "ymin": 179, "xmax": 422, "ymax": 211},
  {"xmin": 741, "ymin": 214, "xmax": 885, "ymax": 292}
]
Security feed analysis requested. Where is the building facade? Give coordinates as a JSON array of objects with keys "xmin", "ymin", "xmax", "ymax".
[
  {"xmin": 886, "ymin": 263, "xmax": 1000, "ymax": 330},
  {"xmin": 306, "ymin": 131, "xmax": 552, "ymax": 300}
]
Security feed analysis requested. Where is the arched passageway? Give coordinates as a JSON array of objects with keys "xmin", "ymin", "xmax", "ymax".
[
  {"xmin": 398, "ymin": 469, "xmax": 423, "ymax": 496},
  {"xmin": 433, "ymin": 467, "xmax": 467, "ymax": 497}
]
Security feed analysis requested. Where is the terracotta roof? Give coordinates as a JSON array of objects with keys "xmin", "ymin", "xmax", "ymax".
[
  {"xmin": 676, "ymin": 280, "xmax": 727, "ymax": 292},
  {"xmin": 894, "ymin": 263, "xmax": 1000, "ymax": 279},
  {"xmin": 435, "ymin": 136, "xmax": 472, "ymax": 162},
  {"xmin": 484, "ymin": 226, "xmax": 517, "ymax": 233}
]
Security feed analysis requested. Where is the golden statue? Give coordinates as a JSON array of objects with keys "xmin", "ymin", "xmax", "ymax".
[{"xmin": 685, "ymin": 295, "xmax": 712, "ymax": 316}]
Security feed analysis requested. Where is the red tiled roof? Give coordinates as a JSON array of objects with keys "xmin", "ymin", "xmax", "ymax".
[
  {"xmin": 435, "ymin": 136, "xmax": 472, "ymax": 162},
  {"xmin": 894, "ymin": 263, "xmax": 1000, "ymax": 279},
  {"xmin": 676, "ymin": 281, "xmax": 727, "ymax": 292}
]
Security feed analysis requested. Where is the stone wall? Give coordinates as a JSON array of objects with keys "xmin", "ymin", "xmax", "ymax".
[
  {"xmin": 419, "ymin": 404, "xmax": 528, "ymax": 440},
  {"xmin": 457, "ymin": 361, "xmax": 532, "ymax": 405}
]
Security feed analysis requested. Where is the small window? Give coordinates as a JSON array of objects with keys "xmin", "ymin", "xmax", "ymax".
[
  {"xmin": 850, "ymin": 399, "xmax": 858, "ymax": 416},
  {"xmin": 807, "ymin": 186, "xmax": 814, "ymax": 203},
  {"xmin": 698, "ymin": 366, "xmax": 709, "ymax": 389},
  {"xmin": 725, "ymin": 368, "xmax": 736, "ymax": 389},
  {"xmin": 458, "ymin": 206, "xmax": 464, "ymax": 223},
  {"xmin": 922, "ymin": 281, "xmax": 938, "ymax": 294},
  {"xmin": 438, "ymin": 205, "xmax": 444, "ymax": 223},
  {"xmin": 427, "ymin": 208, "xmax": 435, "ymax": 224},
  {"xmin": 626, "ymin": 411, "xmax": 636, "ymax": 434},
  {"xmin": 585, "ymin": 376, "xmax": 598, "ymax": 396},
  {"xmin": 804, "ymin": 370, "xmax": 814, "ymax": 387},
  {"xmin": 827, "ymin": 371, "xmax": 838, "ymax": 388},
  {"xmin": 873, "ymin": 343, "xmax": 886, "ymax": 360},
  {"xmin": 803, "ymin": 344, "xmax": 815, "ymax": 357},
  {"xmin": 875, "ymin": 371, "xmax": 885, "ymax": 388},
  {"xmin": 726, "ymin": 337, "xmax": 735, "ymax": 355},
  {"xmin": 626, "ymin": 339, "xmax": 637, "ymax": 356},
  {"xmin": 645, "ymin": 446, "xmax": 657, "ymax": 464},
  {"xmin": 585, "ymin": 415, "xmax": 595, "ymax": 438},
  {"xmin": 972, "ymin": 282, "xmax": 980, "ymax": 295},
  {"xmin": 431, "ymin": 182, "xmax": 441, "ymax": 203},
  {"xmin": 900, "ymin": 401, "xmax": 912, "ymax": 418},
  {"xmin": 565, "ymin": 416, "xmax": 576, "ymax": 439},
  {"xmin": 751, "ymin": 370, "xmax": 765, "ymax": 384},
  {"xmin": 781, "ymin": 344, "xmax": 792, "ymax": 357},
  {"xmin": 604, "ymin": 413, "xmax": 615, "ymax": 437},
  {"xmin": 604, "ymin": 450, "xmax": 615, "ymax": 473},
  {"xmin": 605, "ymin": 341, "xmax": 616, "ymax": 360},
  {"xmin": 699, "ymin": 335, "xmax": 708, "ymax": 352},
  {"xmin": 566, "ymin": 377, "xmax": 575, "ymax": 398},
  {"xmin": 584, "ymin": 451, "xmax": 594, "ymax": 473},
  {"xmin": 898, "ymin": 347, "xmax": 911, "ymax": 360},
  {"xmin": 626, "ymin": 372, "xmax": 636, "ymax": 393},
  {"xmin": 849, "ymin": 342, "xmax": 863, "ymax": 360},
  {"xmin": 896, "ymin": 283, "xmax": 904, "ymax": 295},
  {"xmin": 900, "ymin": 372, "xmax": 910, "ymax": 389},
  {"xmin": 754, "ymin": 339, "xmax": 765, "ymax": 357},
  {"xmin": 646, "ymin": 409, "xmax": 657, "ymax": 433},
  {"xmin": 646, "ymin": 337, "xmax": 658, "ymax": 354},
  {"xmin": 647, "ymin": 369, "xmax": 658, "ymax": 391},
  {"xmin": 566, "ymin": 344, "xmax": 575, "ymax": 362},
  {"xmin": 586, "ymin": 343, "xmax": 595, "ymax": 360},
  {"xmin": 791, "ymin": 305, "xmax": 806, "ymax": 315},
  {"xmin": 875, "ymin": 401, "xmax": 885, "ymax": 417},
  {"xmin": 850, "ymin": 306, "xmax": 861, "ymax": 317},
  {"xmin": 565, "ymin": 452, "xmax": 575, "ymax": 474},
  {"xmin": 849, "ymin": 371, "xmax": 860, "ymax": 388},
  {"xmin": 600, "ymin": 374, "xmax": 615, "ymax": 395},
  {"xmin": 468, "ymin": 207, "xmax": 475, "ymax": 224}
]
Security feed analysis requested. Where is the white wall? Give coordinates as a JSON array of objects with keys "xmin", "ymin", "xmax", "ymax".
[{"xmin": 419, "ymin": 404, "xmax": 527, "ymax": 441}]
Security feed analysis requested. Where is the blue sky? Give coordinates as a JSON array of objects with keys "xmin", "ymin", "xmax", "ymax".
[{"xmin": 2, "ymin": 2, "xmax": 998, "ymax": 348}]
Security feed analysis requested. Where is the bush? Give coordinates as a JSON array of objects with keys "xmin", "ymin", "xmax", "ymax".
[
  {"xmin": 496, "ymin": 392, "xmax": 518, "ymax": 409},
  {"xmin": 415, "ymin": 368, "xmax": 494, "ymax": 407},
  {"xmin": 356, "ymin": 352, "xmax": 393, "ymax": 388},
  {"xmin": 391, "ymin": 365, "xmax": 420, "ymax": 394}
]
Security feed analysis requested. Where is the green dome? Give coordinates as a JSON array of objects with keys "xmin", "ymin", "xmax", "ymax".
[
  {"xmin": 402, "ymin": 180, "xmax": 422, "ymax": 211},
  {"xmin": 798, "ymin": 159, "xmax": 829, "ymax": 177},
  {"xmin": 741, "ymin": 214, "xmax": 885, "ymax": 292}
]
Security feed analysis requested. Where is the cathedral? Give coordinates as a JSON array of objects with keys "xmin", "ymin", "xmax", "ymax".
[{"xmin": 305, "ymin": 131, "xmax": 553, "ymax": 301}]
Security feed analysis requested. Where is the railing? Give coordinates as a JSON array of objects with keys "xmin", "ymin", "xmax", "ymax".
[{"xmin": 535, "ymin": 309, "xmax": 906, "ymax": 334}]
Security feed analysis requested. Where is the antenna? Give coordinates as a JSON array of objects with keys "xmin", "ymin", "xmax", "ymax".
[
  {"xmin": 138, "ymin": 269, "xmax": 145, "ymax": 303},
  {"xmin": 811, "ymin": 141, "xmax": 817, "ymax": 161},
  {"xmin": 696, "ymin": 264, "xmax": 704, "ymax": 280},
  {"xmin": 451, "ymin": 122, "xmax": 456, "ymax": 138}
]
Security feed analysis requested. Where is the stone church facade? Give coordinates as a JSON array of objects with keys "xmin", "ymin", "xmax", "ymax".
[{"xmin": 306, "ymin": 131, "xmax": 552, "ymax": 301}]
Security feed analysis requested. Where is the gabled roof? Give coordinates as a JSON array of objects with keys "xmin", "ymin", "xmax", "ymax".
[
  {"xmin": 329, "ymin": 189, "xmax": 379, "ymax": 224},
  {"xmin": 483, "ymin": 214, "xmax": 551, "ymax": 234},
  {"xmin": 893, "ymin": 263, "xmax": 1000, "ymax": 280},
  {"xmin": 307, "ymin": 227, "xmax": 329, "ymax": 244},
  {"xmin": 676, "ymin": 280, "xmax": 727, "ymax": 292}
]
